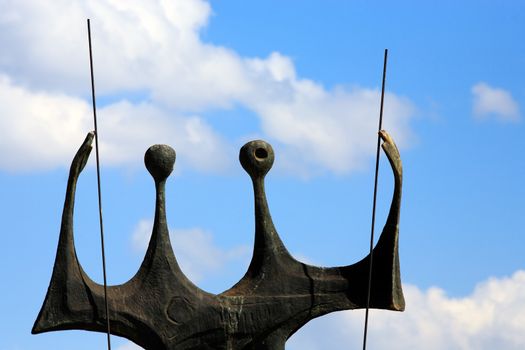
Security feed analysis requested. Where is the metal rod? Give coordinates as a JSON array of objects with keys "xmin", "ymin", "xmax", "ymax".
[
  {"xmin": 87, "ymin": 18, "xmax": 112, "ymax": 350},
  {"xmin": 362, "ymin": 48, "xmax": 388, "ymax": 350}
]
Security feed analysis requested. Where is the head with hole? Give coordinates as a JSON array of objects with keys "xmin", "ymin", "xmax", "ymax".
[{"xmin": 239, "ymin": 140, "xmax": 275, "ymax": 179}]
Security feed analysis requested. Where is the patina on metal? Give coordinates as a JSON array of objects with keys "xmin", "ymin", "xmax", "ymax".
[{"xmin": 32, "ymin": 130, "xmax": 404, "ymax": 350}]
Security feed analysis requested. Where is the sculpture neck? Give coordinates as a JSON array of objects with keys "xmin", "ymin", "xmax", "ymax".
[
  {"xmin": 153, "ymin": 179, "xmax": 168, "ymax": 234},
  {"xmin": 140, "ymin": 178, "xmax": 175, "ymax": 267},
  {"xmin": 251, "ymin": 175, "xmax": 287, "ymax": 257}
]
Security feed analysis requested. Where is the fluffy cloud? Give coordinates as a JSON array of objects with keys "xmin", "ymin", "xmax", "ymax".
[
  {"xmin": 115, "ymin": 342, "xmax": 142, "ymax": 350},
  {"xmin": 288, "ymin": 270, "xmax": 525, "ymax": 350},
  {"xmin": 472, "ymin": 82, "xmax": 520, "ymax": 122},
  {"xmin": 252, "ymin": 83, "xmax": 414, "ymax": 174},
  {"xmin": 131, "ymin": 219, "xmax": 250, "ymax": 283},
  {"xmin": 0, "ymin": 0, "xmax": 416, "ymax": 174},
  {"xmin": 0, "ymin": 75, "xmax": 231, "ymax": 172},
  {"xmin": 0, "ymin": 74, "xmax": 90, "ymax": 171}
]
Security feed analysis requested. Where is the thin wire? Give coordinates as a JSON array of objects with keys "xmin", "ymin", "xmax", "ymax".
[
  {"xmin": 87, "ymin": 18, "xmax": 112, "ymax": 350},
  {"xmin": 362, "ymin": 48, "xmax": 388, "ymax": 350}
]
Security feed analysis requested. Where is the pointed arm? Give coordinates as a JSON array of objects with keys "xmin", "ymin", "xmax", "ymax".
[{"xmin": 32, "ymin": 133, "xmax": 166, "ymax": 349}]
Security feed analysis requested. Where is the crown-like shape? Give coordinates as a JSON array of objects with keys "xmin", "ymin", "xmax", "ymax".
[{"xmin": 32, "ymin": 131, "xmax": 404, "ymax": 350}]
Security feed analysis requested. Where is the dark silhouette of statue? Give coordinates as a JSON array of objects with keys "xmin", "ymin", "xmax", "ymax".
[{"xmin": 32, "ymin": 130, "xmax": 404, "ymax": 349}]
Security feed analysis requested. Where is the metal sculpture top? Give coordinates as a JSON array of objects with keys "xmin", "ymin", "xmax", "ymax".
[{"xmin": 32, "ymin": 130, "xmax": 404, "ymax": 350}]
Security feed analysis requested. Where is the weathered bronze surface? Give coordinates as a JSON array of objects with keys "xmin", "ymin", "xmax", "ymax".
[{"xmin": 32, "ymin": 130, "xmax": 404, "ymax": 349}]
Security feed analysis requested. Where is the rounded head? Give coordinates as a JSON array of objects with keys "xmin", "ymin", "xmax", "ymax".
[
  {"xmin": 239, "ymin": 140, "xmax": 274, "ymax": 178},
  {"xmin": 144, "ymin": 144, "xmax": 176, "ymax": 182}
]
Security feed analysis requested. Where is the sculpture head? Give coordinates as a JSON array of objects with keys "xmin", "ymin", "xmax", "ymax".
[
  {"xmin": 239, "ymin": 140, "xmax": 275, "ymax": 179},
  {"xmin": 144, "ymin": 144, "xmax": 176, "ymax": 182}
]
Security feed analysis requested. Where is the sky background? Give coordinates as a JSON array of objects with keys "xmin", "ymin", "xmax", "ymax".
[{"xmin": 1, "ymin": 0, "xmax": 524, "ymax": 349}]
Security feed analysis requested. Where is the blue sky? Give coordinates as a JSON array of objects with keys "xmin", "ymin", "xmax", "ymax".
[{"xmin": 0, "ymin": 1, "xmax": 524, "ymax": 349}]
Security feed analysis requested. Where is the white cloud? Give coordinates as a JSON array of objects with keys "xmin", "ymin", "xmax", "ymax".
[
  {"xmin": 115, "ymin": 342, "xmax": 143, "ymax": 350},
  {"xmin": 0, "ymin": 74, "xmax": 90, "ymax": 171},
  {"xmin": 288, "ymin": 270, "xmax": 525, "ymax": 350},
  {"xmin": 472, "ymin": 82, "xmax": 520, "ymax": 122},
  {"xmin": 252, "ymin": 85, "xmax": 414, "ymax": 175},
  {"xmin": 0, "ymin": 75, "xmax": 231, "ymax": 172},
  {"xmin": 131, "ymin": 219, "xmax": 250, "ymax": 282},
  {"xmin": 0, "ymin": 0, "xmax": 416, "ymax": 174}
]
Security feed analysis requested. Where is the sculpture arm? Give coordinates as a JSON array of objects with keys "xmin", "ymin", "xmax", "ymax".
[
  {"xmin": 32, "ymin": 132, "xmax": 156, "ymax": 346},
  {"xmin": 291, "ymin": 130, "xmax": 404, "ymax": 321},
  {"xmin": 354, "ymin": 129, "xmax": 404, "ymax": 310},
  {"xmin": 336, "ymin": 129, "xmax": 404, "ymax": 311}
]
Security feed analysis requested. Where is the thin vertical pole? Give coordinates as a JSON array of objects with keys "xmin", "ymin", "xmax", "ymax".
[
  {"xmin": 362, "ymin": 48, "xmax": 388, "ymax": 350},
  {"xmin": 87, "ymin": 18, "xmax": 112, "ymax": 350}
]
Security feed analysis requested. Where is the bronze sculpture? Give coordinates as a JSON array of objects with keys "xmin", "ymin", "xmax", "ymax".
[{"xmin": 33, "ymin": 130, "xmax": 404, "ymax": 349}]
